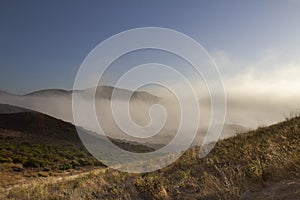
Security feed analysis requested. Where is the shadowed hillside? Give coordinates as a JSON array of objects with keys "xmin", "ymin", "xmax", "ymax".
[
  {"xmin": 3, "ymin": 116, "xmax": 300, "ymax": 199},
  {"xmin": 0, "ymin": 106, "xmax": 154, "ymax": 189},
  {"xmin": 0, "ymin": 104, "xmax": 33, "ymax": 114}
]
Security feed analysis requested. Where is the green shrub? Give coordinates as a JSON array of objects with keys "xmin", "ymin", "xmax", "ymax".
[
  {"xmin": 0, "ymin": 156, "xmax": 12, "ymax": 163},
  {"xmin": 60, "ymin": 163, "xmax": 73, "ymax": 170},
  {"xmin": 23, "ymin": 158, "xmax": 45, "ymax": 168}
]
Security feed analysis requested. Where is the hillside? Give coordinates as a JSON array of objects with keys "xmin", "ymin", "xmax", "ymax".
[
  {"xmin": 0, "ymin": 104, "xmax": 33, "ymax": 114},
  {"xmin": 0, "ymin": 109, "xmax": 154, "ymax": 189},
  {"xmin": 2, "ymin": 116, "xmax": 300, "ymax": 199}
]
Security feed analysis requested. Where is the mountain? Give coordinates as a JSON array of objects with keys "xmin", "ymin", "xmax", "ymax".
[
  {"xmin": 0, "ymin": 86, "xmax": 161, "ymax": 137},
  {"xmin": 23, "ymin": 86, "xmax": 160, "ymax": 102},
  {"xmin": 25, "ymin": 89, "xmax": 73, "ymax": 97},
  {"xmin": 0, "ymin": 88, "xmax": 248, "ymax": 147}
]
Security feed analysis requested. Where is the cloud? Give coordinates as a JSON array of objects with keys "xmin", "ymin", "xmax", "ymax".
[
  {"xmin": 212, "ymin": 49, "xmax": 300, "ymax": 127},
  {"xmin": 1, "ymin": 49, "xmax": 299, "ymax": 145}
]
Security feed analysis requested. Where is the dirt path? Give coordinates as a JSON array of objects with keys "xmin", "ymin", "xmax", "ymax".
[
  {"xmin": 240, "ymin": 178, "xmax": 300, "ymax": 200},
  {"xmin": 0, "ymin": 167, "xmax": 107, "ymax": 199}
]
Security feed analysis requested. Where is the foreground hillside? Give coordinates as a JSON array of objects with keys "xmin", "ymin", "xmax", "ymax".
[{"xmin": 4, "ymin": 116, "xmax": 300, "ymax": 199}]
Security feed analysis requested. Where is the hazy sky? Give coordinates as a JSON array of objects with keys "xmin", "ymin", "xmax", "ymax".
[{"xmin": 1, "ymin": 0, "xmax": 300, "ymax": 94}]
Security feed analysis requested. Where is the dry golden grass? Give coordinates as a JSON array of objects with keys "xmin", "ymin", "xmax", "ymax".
[{"xmin": 3, "ymin": 116, "xmax": 300, "ymax": 199}]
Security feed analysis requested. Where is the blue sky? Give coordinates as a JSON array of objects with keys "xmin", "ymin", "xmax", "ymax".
[{"xmin": 1, "ymin": 0, "xmax": 300, "ymax": 94}]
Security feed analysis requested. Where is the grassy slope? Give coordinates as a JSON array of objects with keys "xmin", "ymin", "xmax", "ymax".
[
  {"xmin": 0, "ymin": 112, "xmax": 153, "ymax": 188},
  {"xmin": 5, "ymin": 116, "xmax": 300, "ymax": 200}
]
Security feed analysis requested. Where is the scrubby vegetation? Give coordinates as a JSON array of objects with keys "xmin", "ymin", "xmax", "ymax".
[
  {"xmin": 0, "ymin": 111, "xmax": 154, "ymax": 192},
  {"xmin": 4, "ymin": 116, "xmax": 300, "ymax": 199},
  {"xmin": 0, "ymin": 111, "xmax": 153, "ymax": 168},
  {"xmin": 0, "ymin": 141, "xmax": 102, "ymax": 170}
]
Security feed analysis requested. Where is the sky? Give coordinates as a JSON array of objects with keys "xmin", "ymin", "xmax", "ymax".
[{"xmin": 1, "ymin": 0, "xmax": 300, "ymax": 94}]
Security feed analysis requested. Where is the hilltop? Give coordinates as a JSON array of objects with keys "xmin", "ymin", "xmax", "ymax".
[{"xmin": 3, "ymin": 115, "xmax": 300, "ymax": 199}]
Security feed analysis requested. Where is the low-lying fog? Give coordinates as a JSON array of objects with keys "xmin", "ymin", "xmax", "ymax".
[{"xmin": 0, "ymin": 83, "xmax": 299, "ymax": 147}]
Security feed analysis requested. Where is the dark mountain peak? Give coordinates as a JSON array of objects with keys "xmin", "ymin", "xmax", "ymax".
[
  {"xmin": 22, "ymin": 86, "xmax": 160, "ymax": 101},
  {"xmin": 25, "ymin": 89, "xmax": 72, "ymax": 97}
]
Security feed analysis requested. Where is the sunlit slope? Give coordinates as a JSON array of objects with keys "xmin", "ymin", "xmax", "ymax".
[{"xmin": 6, "ymin": 116, "xmax": 300, "ymax": 199}]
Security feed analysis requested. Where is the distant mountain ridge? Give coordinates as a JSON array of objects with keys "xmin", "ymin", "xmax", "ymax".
[
  {"xmin": 20, "ymin": 86, "xmax": 160, "ymax": 101},
  {"xmin": 25, "ymin": 89, "xmax": 73, "ymax": 97},
  {"xmin": 0, "ymin": 87, "xmax": 248, "ymax": 146},
  {"xmin": 0, "ymin": 86, "xmax": 160, "ymax": 131}
]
